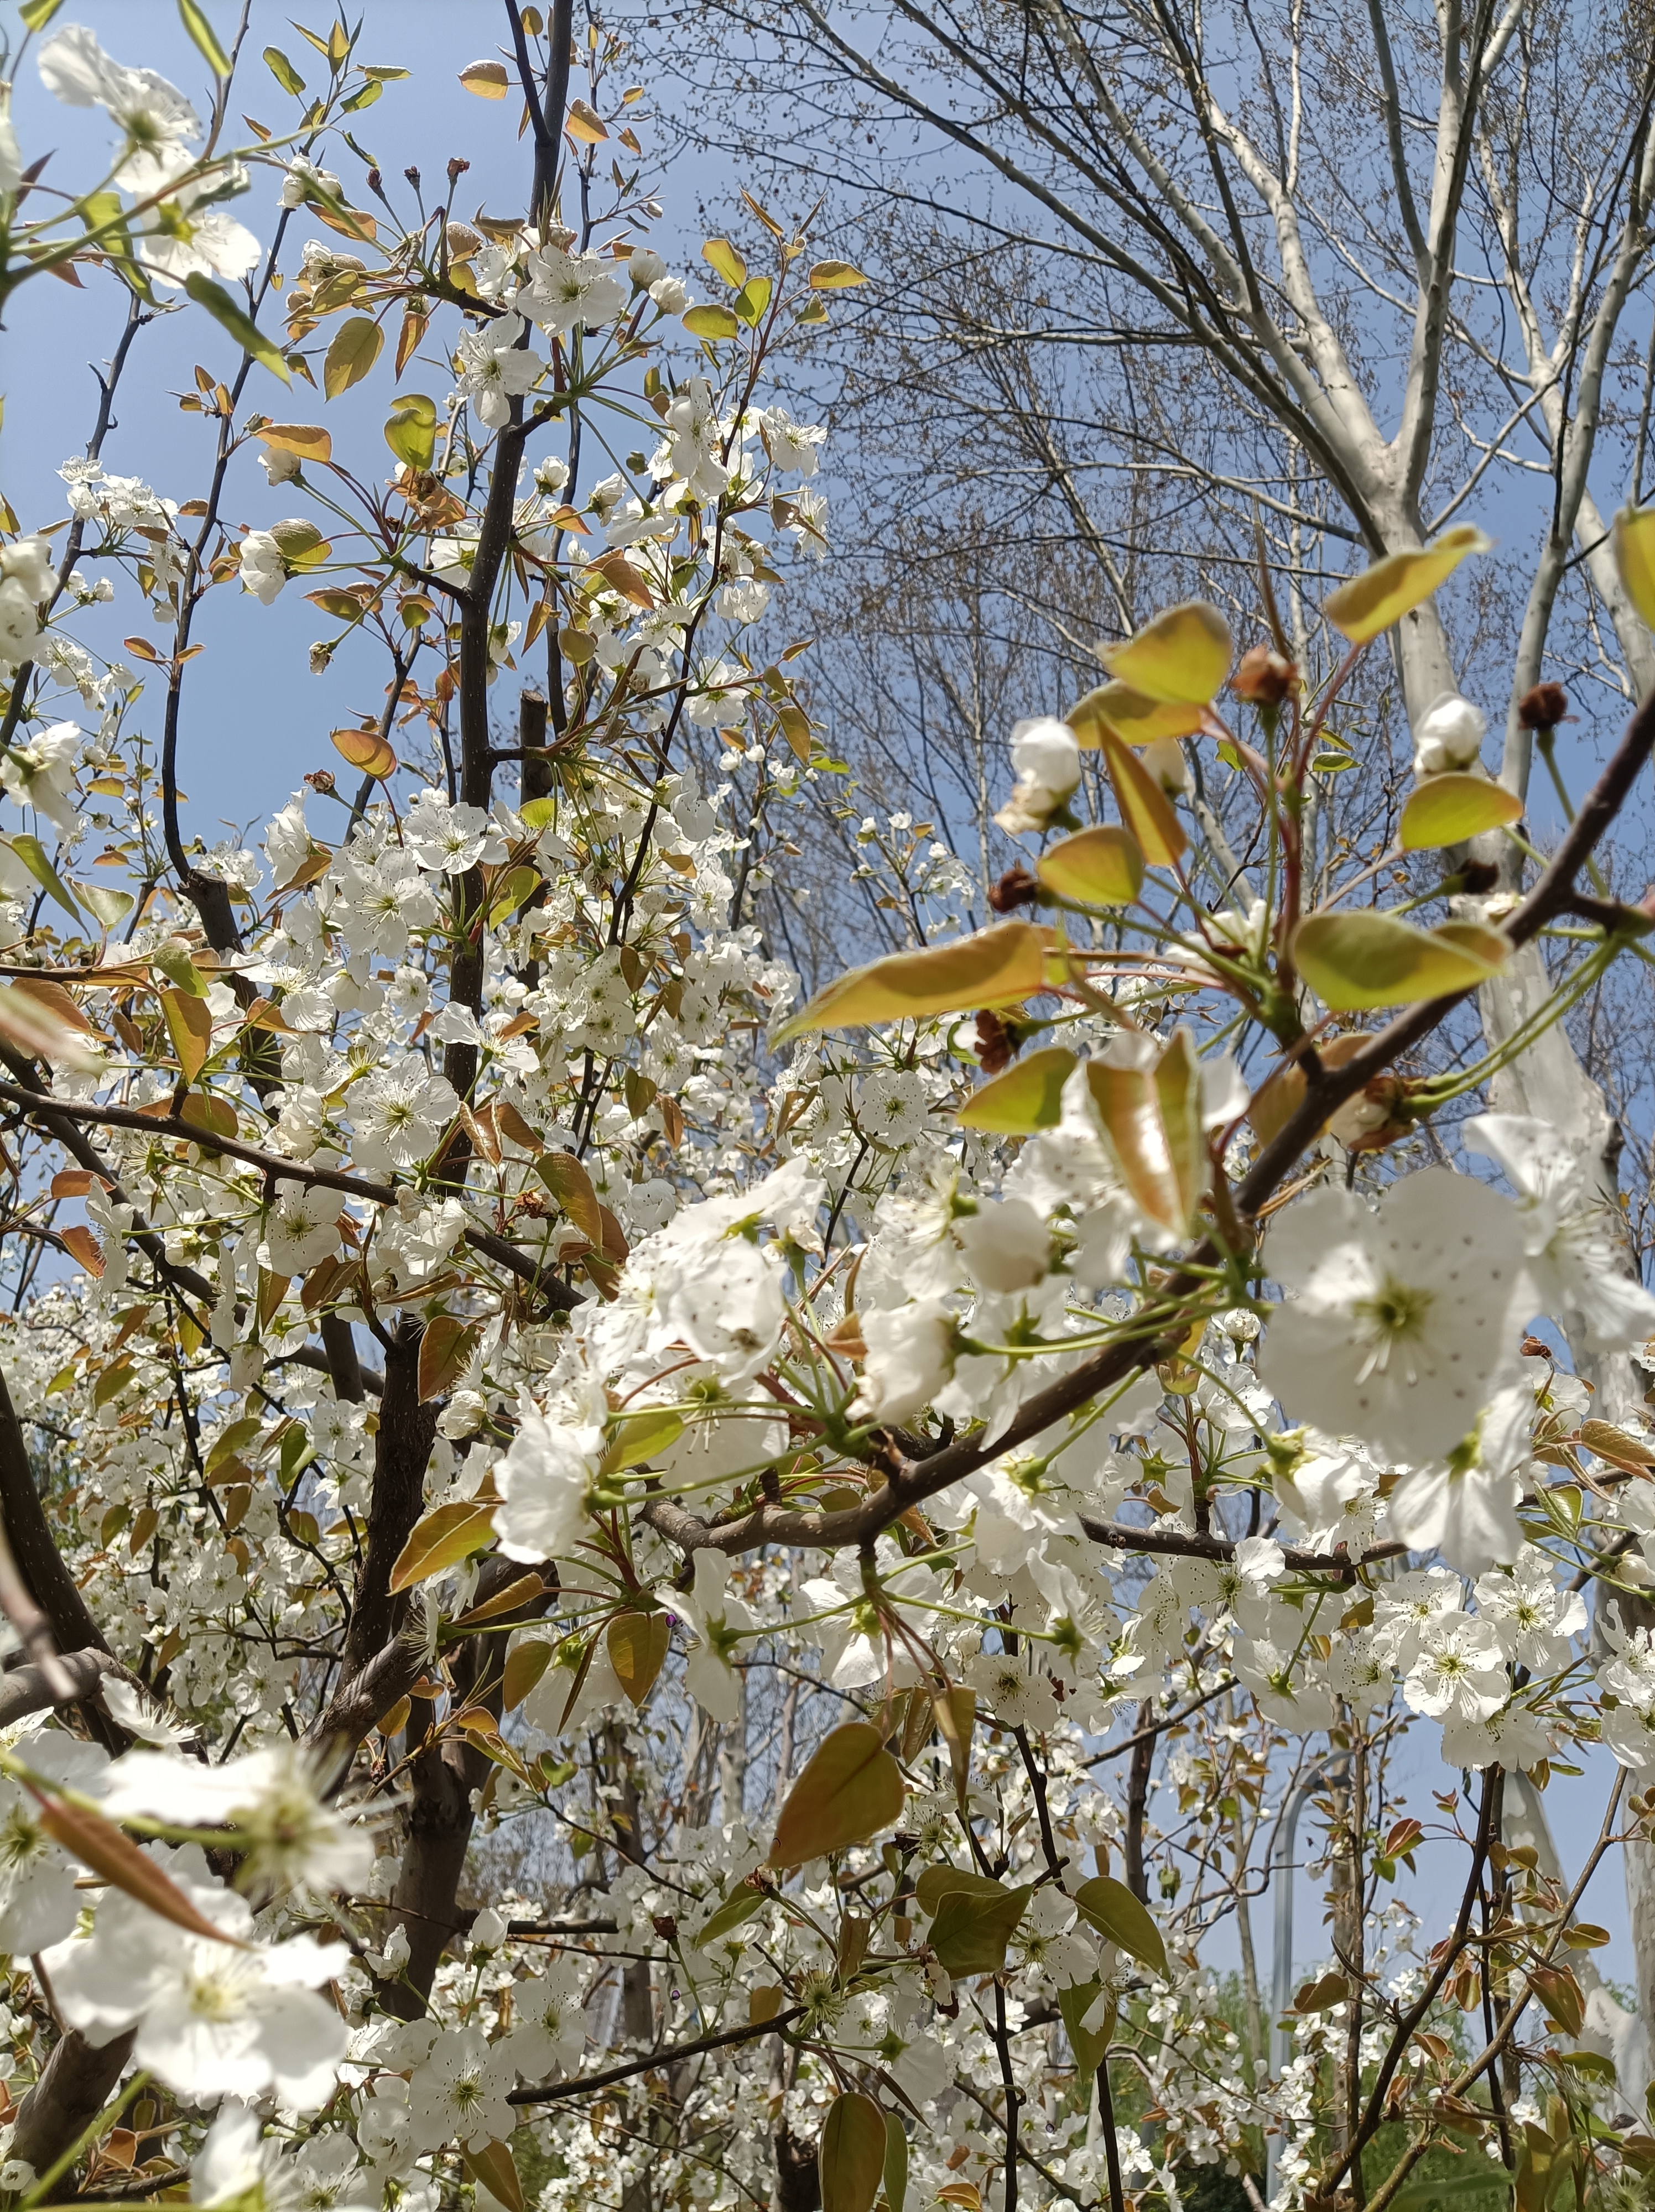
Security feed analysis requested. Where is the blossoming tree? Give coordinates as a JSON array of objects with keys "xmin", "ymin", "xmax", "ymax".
[{"xmin": 5, "ymin": 6, "xmax": 1655, "ymax": 2212}]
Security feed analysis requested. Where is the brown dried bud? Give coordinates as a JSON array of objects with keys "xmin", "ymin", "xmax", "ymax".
[
  {"xmin": 404, "ymin": 166, "xmax": 421, "ymax": 189},
  {"xmin": 1521, "ymin": 1335, "xmax": 1554, "ymax": 1359},
  {"xmin": 1232, "ymin": 643, "xmax": 1297, "ymax": 706},
  {"xmin": 651, "ymin": 1914, "xmax": 678, "ymax": 1942},
  {"xmin": 304, "ymin": 769, "xmax": 337, "ymax": 796},
  {"xmin": 366, "ymin": 168, "xmax": 383, "ymax": 195},
  {"xmin": 987, "ymin": 865, "xmax": 1038, "ymax": 915},
  {"xmin": 1457, "ymin": 859, "xmax": 1500, "ymax": 895},
  {"xmin": 1517, "ymin": 682, "xmax": 1569, "ymax": 729},
  {"xmin": 974, "ymin": 1009, "xmax": 1016, "ymax": 1076},
  {"xmin": 446, "ymin": 156, "xmax": 471, "ymax": 186}
]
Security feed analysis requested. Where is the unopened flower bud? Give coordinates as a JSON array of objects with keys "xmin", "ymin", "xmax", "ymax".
[
  {"xmin": 975, "ymin": 1009, "xmax": 1016, "ymax": 1076},
  {"xmin": 1517, "ymin": 682, "xmax": 1569, "ymax": 729},
  {"xmin": 446, "ymin": 157, "xmax": 470, "ymax": 187},
  {"xmin": 305, "ymin": 769, "xmax": 337, "ymax": 795},
  {"xmin": 404, "ymin": 165, "xmax": 421, "ymax": 189},
  {"xmin": 1412, "ymin": 690, "xmax": 1486, "ymax": 779},
  {"xmin": 987, "ymin": 865, "xmax": 1038, "ymax": 914},
  {"xmin": 1232, "ymin": 643, "xmax": 1295, "ymax": 705}
]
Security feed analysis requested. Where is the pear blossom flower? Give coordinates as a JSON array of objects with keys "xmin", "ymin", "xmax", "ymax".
[{"xmin": 1258, "ymin": 1167, "xmax": 1529, "ymax": 1463}]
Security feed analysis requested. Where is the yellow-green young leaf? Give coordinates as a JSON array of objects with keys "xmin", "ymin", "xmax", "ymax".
[
  {"xmin": 820, "ymin": 2094, "xmax": 887, "ymax": 2212},
  {"xmin": 7, "ymin": 832, "xmax": 82, "ymax": 921},
  {"xmin": 733, "ymin": 276, "xmax": 773, "ymax": 325},
  {"xmin": 1293, "ymin": 910, "xmax": 1510, "ymax": 1011},
  {"xmin": 774, "ymin": 921, "xmax": 1049, "ymax": 1044},
  {"xmin": 176, "ymin": 0, "xmax": 232, "ymax": 76},
  {"xmin": 183, "ymin": 273, "xmax": 289, "ymax": 382},
  {"xmin": 264, "ymin": 44, "xmax": 305, "ymax": 93},
  {"xmin": 384, "ymin": 392, "xmax": 438, "ymax": 470},
  {"xmin": 34, "ymin": 1789, "xmax": 247, "ymax": 1946},
  {"xmin": 502, "ymin": 1636, "xmax": 553, "ymax": 1710},
  {"xmin": 534, "ymin": 1149, "xmax": 603, "ymax": 1246},
  {"xmin": 206, "ymin": 1417, "xmax": 263, "ymax": 1475},
  {"xmin": 487, "ymin": 864, "xmax": 540, "ymax": 926},
  {"xmin": 1085, "ymin": 1029, "xmax": 1206, "ymax": 1238},
  {"xmin": 1398, "ymin": 773, "xmax": 1523, "ymax": 851},
  {"xmin": 768, "ymin": 1720, "xmax": 905, "ymax": 1868},
  {"xmin": 256, "ymin": 422, "xmax": 332, "ymax": 464},
  {"xmin": 151, "ymin": 937, "xmax": 208, "ymax": 996},
  {"xmin": 459, "ymin": 59, "xmax": 510, "ymax": 97},
  {"xmin": 927, "ymin": 1879, "xmax": 1032, "ymax": 1977},
  {"xmin": 324, "ymin": 315, "xmax": 383, "ymax": 399},
  {"xmin": 161, "ymin": 988, "xmax": 214, "ymax": 1083},
  {"xmin": 1323, "ymin": 525, "xmax": 1492, "ymax": 645},
  {"xmin": 1101, "ymin": 601, "xmax": 1232, "ymax": 705},
  {"xmin": 270, "ymin": 517, "xmax": 330, "ymax": 570},
  {"xmin": 565, "ymin": 98, "xmax": 608, "ymax": 142},
  {"xmin": 883, "ymin": 2113, "xmax": 908, "ymax": 2212},
  {"xmin": 1059, "ymin": 1979, "xmax": 1116, "ymax": 2075},
  {"xmin": 19, "ymin": 0, "xmax": 66, "ymax": 26},
  {"xmin": 387, "ymin": 1500, "xmax": 497, "ymax": 1593},
  {"xmin": 417, "ymin": 1314, "xmax": 480, "ymax": 1402},
  {"xmin": 809, "ymin": 260, "xmax": 867, "ymax": 289},
  {"xmin": 955, "ymin": 1046, "xmax": 1076, "ymax": 1134},
  {"xmin": 462, "ymin": 2141, "xmax": 525, "ymax": 2212},
  {"xmin": 682, "ymin": 303, "xmax": 741, "ymax": 341},
  {"xmin": 1067, "ymin": 680, "xmax": 1204, "ymax": 749},
  {"xmin": 702, "ymin": 237, "xmax": 747, "ymax": 287},
  {"xmin": 1614, "ymin": 505, "xmax": 1655, "ymax": 630},
  {"xmin": 1071, "ymin": 1875, "xmax": 1168, "ymax": 1976},
  {"xmin": 1097, "ymin": 731, "xmax": 1186, "ymax": 867},
  {"xmin": 695, "ymin": 1874, "xmax": 769, "ymax": 1947},
  {"xmin": 606, "ymin": 1611, "xmax": 672, "ymax": 1707},
  {"xmin": 1038, "ymin": 823, "xmax": 1145, "ymax": 907},
  {"xmin": 600, "ymin": 1407, "xmax": 685, "ymax": 1474}
]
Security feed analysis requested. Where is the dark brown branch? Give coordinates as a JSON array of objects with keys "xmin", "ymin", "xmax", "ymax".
[{"xmin": 509, "ymin": 2005, "xmax": 806, "ymax": 2105}]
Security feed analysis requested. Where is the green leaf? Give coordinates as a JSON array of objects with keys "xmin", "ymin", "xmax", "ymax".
[
  {"xmin": 1399, "ymin": 772, "xmax": 1524, "ymax": 851},
  {"xmin": 341, "ymin": 77, "xmax": 383, "ymax": 111},
  {"xmin": 382, "ymin": 392, "xmax": 436, "ymax": 468},
  {"xmin": 184, "ymin": 272, "xmax": 290, "ymax": 382},
  {"xmin": 955, "ymin": 1046, "xmax": 1076, "ymax": 1134},
  {"xmin": 702, "ymin": 238, "xmax": 747, "ymax": 287},
  {"xmin": 387, "ymin": 1501, "xmax": 497, "ymax": 1592},
  {"xmin": 323, "ymin": 315, "xmax": 383, "ymax": 399},
  {"xmin": 160, "ymin": 989, "xmax": 213, "ymax": 1083},
  {"xmin": 606, "ymin": 1611, "xmax": 671, "ymax": 1707},
  {"xmin": 74, "ymin": 883, "xmax": 134, "ymax": 930},
  {"xmin": 1059, "ymin": 1979, "xmax": 1116, "ymax": 2075},
  {"xmin": 600, "ymin": 1408, "xmax": 684, "ymax": 1475},
  {"xmin": 1085, "ymin": 1028, "xmax": 1206, "ymax": 1239},
  {"xmin": 1616, "ymin": 504, "xmax": 1655, "ymax": 630},
  {"xmin": 1072, "ymin": 1875, "xmax": 1168, "ymax": 1976},
  {"xmin": 1101, "ymin": 599, "xmax": 1232, "ymax": 705},
  {"xmin": 1067, "ymin": 680, "xmax": 1204, "ymax": 748},
  {"xmin": 1324, "ymin": 526, "xmax": 1491, "ymax": 645},
  {"xmin": 733, "ymin": 276, "xmax": 772, "ymax": 325},
  {"xmin": 177, "ymin": 0, "xmax": 233, "ymax": 76},
  {"xmin": 927, "ymin": 1879, "xmax": 1032, "ymax": 1977},
  {"xmin": 882, "ymin": 2113, "xmax": 908, "ymax": 2212},
  {"xmin": 768, "ymin": 1721, "xmax": 905, "ymax": 1869},
  {"xmin": 1292, "ymin": 910, "xmax": 1510, "ymax": 1011},
  {"xmin": 694, "ymin": 1875, "xmax": 769, "ymax": 1947},
  {"xmin": 19, "ymin": 0, "xmax": 66, "ymax": 28},
  {"xmin": 681, "ymin": 303, "xmax": 741, "ymax": 341},
  {"xmin": 773, "ymin": 921, "xmax": 1050, "ymax": 1045},
  {"xmin": 150, "ymin": 938, "xmax": 208, "ymax": 996},
  {"xmin": 820, "ymin": 2094, "xmax": 886, "ymax": 2212},
  {"xmin": 1096, "ymin": 728, "xmax": 1186, "ymax": 865},
  {"xmin": 7, "ymin": 833, "xmax": 81, "ymax": 920},
  {"xmin": 263, "ymin": 45, "xmax": 306, "ymax": 93},
  {"xmin": 1038, "ymin": 823, "xmax": 1144, "ymax": 907},
  {"xmin": 809, "ymin": 260, "xmax": 867, "ymax": 288}
]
